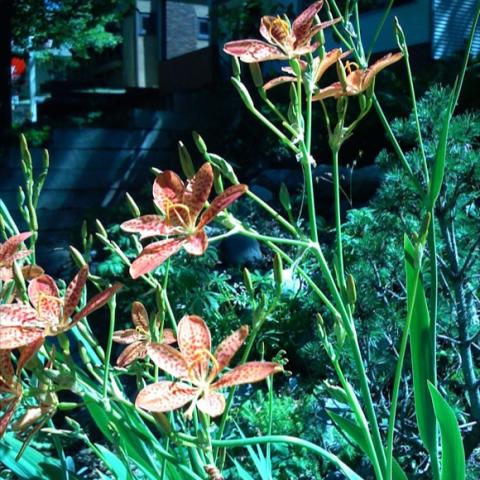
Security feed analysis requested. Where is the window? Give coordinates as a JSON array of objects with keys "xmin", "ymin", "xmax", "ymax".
[{"xmin": 197, "ymin": 17, "xmax": 209, "ymax": 41}]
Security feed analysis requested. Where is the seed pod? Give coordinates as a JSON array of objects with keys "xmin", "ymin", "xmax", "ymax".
[
  {"xmin": 336, "ymin": 59, "xmax": 348, "ymax": 92},
  {"xmin": 323, "ymin": 380, "xmax": 349, "ymax": 404},
  {"xmin": 334, "ymin": 319, "xmax": 346, "ymax": 349},
  {"xmin": 70, "ymin": 246, "xmax": 87, "ymax": 268},
  {"xmin": 231, "ymin": 77, "xmax": 255, "ymax": 111},
  {"xmin": 273, "ymin": 253, "xmax": 283, "ymax": 291},
  {"xmin": 231, "ymin": 56, "xmax": 241, "ymax": 78},
  {"xmin": 126, "ymin": 192, "xmax": 141, "ymax": 218},
  {"xmin": 192, "ymin": 131, "xmax": 208, "ymax": 155},
  {"xmin": 13, "ymin": 261, "xmax": 27, "ymax": 298},
  {"xmin": 346, "ymin": 274, "xmax": 357, "ymax": 305},
  {"xmin": 178, "ymin": 141, "xmax": 196, "ymax": 179},
  {"xmin": 249, "ymin": 62, "xmax": 264, "ymax": 88},
  {"xmin": 95, "ymin": 219, "xmax": 108, "ymax": 237},
  {"xmin": 243, "ymin": 268, "xmax": 254, "ymax": 296}
]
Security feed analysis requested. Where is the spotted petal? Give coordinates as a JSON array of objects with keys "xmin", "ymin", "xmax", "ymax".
[
  {"xmin": 73, "ymin": 283, "xmax": 122, "ymax": 324},
  {"xmin": 223, "ymin": 40, "xmax": 288, "ymax": 63},
  {"xmin": 197, "ymin": 184, "xmax": 248, "ymax": 229},
  {"xmin": 147, "ymin": 343, "xmax": 189, "ymax": 379},
  {"xmin": 212, "ymin": 361, "xmax": 282, "ymax": 390},
  {"xmin": 116, "ymin": 341, "xmax": 147, "ymax": 367},
  {"xmin": 197, "ymin": 392, "xmax": 226, "ymax": 417},
  {"xmin": 312, "ymin": 82, "xmax": 343, "ymax": 101},
  {"xmin": 136, "ymin": 381, "xmax": 196, "ymax": 413},
  {"xmin": 28, "ymin": 275, "xmax": 59, "ymax": 310},
  {"xmin": 120, "ymin": 215, "xmax": 177, "ymax": 240},
  {"xmin": 214, "ymin": 325, "xmax": 249, "ymax": 373},
  {"xmin": 0, "ymin": 232, "xmax": 32, "ymax": 265},
  {"xmin": 177, "ymin": 315, "xmax": 211, "ymax": 377},
  {"xmin": 162, "ymin": 328, "xmax": 176, "ymax": 344},
  {"xmin": 0, "ymin": 326, "xmax": 43, "ymax": 350},
  {"xmin": 113, "ymin": 329, "xmax": 143, "ymax": 344},
  {"xmin": 0, "ymin": 304, "xmax": 40, "ymax": 328},
  {"xmin": 182, "ymin": 163, "xmax": 213, "ymax": 220},
  {"xmin": 292, "ymin": 0, "xmax": 324, "ymax": 47},
  {"xmin": 63, "ymin": 266, "xmax": 88, "ymax": 321},
  {"xmin": 0, "ymin": 350, "xmax": 14, "ymax": 387},
  {"xmin": 363, "ymin": 52, "xmax": 403, "ymax": 90},
  {"xmin": 153, "ymin": 171, "xmax": 186, "ymax": 214},
  {"xmin": 131, "ymin": 301, "xmax": 149, "ymax": 331},
  {"xmin": 16, "ymin": 336, "xmax": 43, "ymax": 372},
  {"xmin": 0, "ymin": 398, "xmax": 21, "ymax": 438},
  {"xmin": 129, "ymin": 238, "xmax": 185, "ymax": 279},
  {"xmin": 264, "ymin": 75, "xmax": 296, "ymax": 91},
  {"xmin": 183, "ymin": 229, "xmax": 208, "ymax": 256}
]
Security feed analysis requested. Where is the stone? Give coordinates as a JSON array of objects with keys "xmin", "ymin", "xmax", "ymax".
[{"xmin": 219, "ymin": 234, "xmax": 263, "ymax": 267}]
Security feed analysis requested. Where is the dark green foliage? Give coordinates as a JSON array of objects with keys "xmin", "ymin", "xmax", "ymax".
[{"xmin": 12, "ymin": 0, "xmax": 133, "ymax": 59}]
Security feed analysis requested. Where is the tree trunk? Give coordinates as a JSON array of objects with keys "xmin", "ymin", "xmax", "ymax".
[
  {"xmin": 439, "ymin": 213, "xmax": 480, "ymax": 458},
  {"xmin": 0, "ymin": 0, "xmax": 12, "ymax": 136}
]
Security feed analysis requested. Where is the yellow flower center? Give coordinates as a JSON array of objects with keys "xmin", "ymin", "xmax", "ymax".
[
  {"xmin": 345, "ymin": 61, "xmax": 360, "ymax": 75},
  {"xmin": 269, "ymin": 17, "xmax": 290, "ymax": 45}
]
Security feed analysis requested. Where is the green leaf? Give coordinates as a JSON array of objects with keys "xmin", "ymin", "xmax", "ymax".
[
  {"xmin": 428, "ymin": 383, "xmax": 466, "ymax": 480},
  {"xmin": 427, "ymin": 91, "xmax": 455, "ymax": 208},
  {"xmin": 95, "ymin": 444, "xmax": 132, "ymax": 480},
  {"xmin": 0, "ymin": 433, "xmax": 81, "ymax": 480},
  {"xmin": 405, "ymin": 235, "xmax": 436, "ymax": 453},
  {"xmin": 328, "ymin": 412, "xmax": 407, "ymax": 480}
]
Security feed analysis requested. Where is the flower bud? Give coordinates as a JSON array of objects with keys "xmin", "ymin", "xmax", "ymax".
[
  {"xmin": 192, "ymin": 131, "xmax": 208, "ymax": 155},
  {"xmin": 178, "ymin": 141, "xmax": 196, "ymax": 179},
  {"xmin": 126, "ymin": 192, "xmax": 141, "ymax": 218}
]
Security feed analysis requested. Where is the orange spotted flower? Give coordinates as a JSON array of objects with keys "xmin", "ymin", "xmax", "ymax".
[
  {"xmin": 121, "ymin": 163, "xmax": 247, "ymax": 279},
  {"xmin": 0, "ymin": 265, "xmax": 122, "ymax": 349},
  {"xmin": 223, "ymin": 1, "xmax": 339, "ymax": 63},
  {"xmin": 113, "ymin": 301, "xmax": 176, "ymax": 367},
  {"xmin": 0, "ymin": 232, "xmax": 32, "ymax": 282},
  {"xmin": 312, "ymin": 53, "xmax": 403, "ymax": 101},
  {"xmin": 0, "ymin": 337, "xmax": 43, "ymax": 437},
  {"xmin": 135, "ymin": 315, "xmax": 283, "ymax": 418}
]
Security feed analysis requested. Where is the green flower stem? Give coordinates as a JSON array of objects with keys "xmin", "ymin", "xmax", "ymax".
[
  {"xmin": 332, "ymin": 358, "xmax": 383, "ymax": 480},
  {"xmin": 246, "ymin": 190, "xmax": 299, "ymax": 237},
  {"xmin": 102, "ymin": 293, "xmax": 117, "ymax": 402},
  {"xmin": 401, "ymin": 43, "xmax": 428, "ymax": 183},
  {"xmin": 248, "ymin": 104, "xmax": 299, "ymax": 153},
  {"xmin": 214, "ymin": 300, "xmax": 274, "ymax": 462},
  {"xmin": 366, "ymin": 0, "xmax": 395, "ymax": 61},
  {"xmin": 299, "ymin": 141, "xmax": 319, "ymax": 243},
  {"xmin": 211, "ymin": 435, "xmax": 363, "ymax": 479},
  {"xmin": 371, "ymin": 95, "xmax": 423, "ymax": 194},
  {"xmin": 332, "ymin": 147, "xmax": 345, "ymax": 290},
  {"xmin": 239, "ymin": 228, "xmax": 309, "ymax": 248}
]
